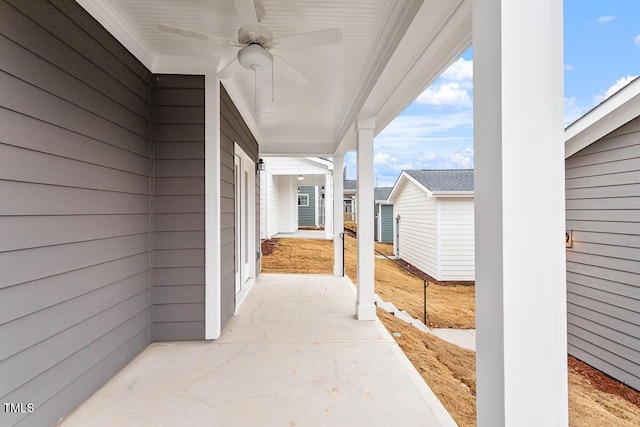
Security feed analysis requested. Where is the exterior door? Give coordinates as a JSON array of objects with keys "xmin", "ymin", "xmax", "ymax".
[{"xmin": 234, "ymin": 145, "xmax": 255, "ymax": 301}]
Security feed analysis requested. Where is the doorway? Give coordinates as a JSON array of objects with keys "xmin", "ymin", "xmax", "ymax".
[{"xmin": 234, "ymin": 144, "xmax": 256, "ymax": 309}]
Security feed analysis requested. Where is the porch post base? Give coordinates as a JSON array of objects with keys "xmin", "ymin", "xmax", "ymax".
[{"xmin": 355, "ymin": 302, "xmax": 376, "ymax": 320}]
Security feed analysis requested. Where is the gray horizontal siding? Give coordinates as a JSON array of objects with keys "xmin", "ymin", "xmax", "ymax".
[
  {"xmin": 298, "ymin": 185, "xmax": 317, "ymax": 226},
  {"xmin": 380, "ymin": 204, "xmax": 394, "ymax": 243},
  {"xmin": 0, "ymin": 1, "xmax": 152, "ymax": 425},
  {"xmin": 152, "ymin": 74, "xmax": 205, "ymax": 341},
  {"xmin": 566, "ymin": 115, "xmax": 640, "ymax": 391},
  {"xmin": 220, "ymin": 89, "xmax": 237, "ymax": 328},
  {"xmin": 220, "ymin": 84, "xmax": 259, "ymax": 328}
]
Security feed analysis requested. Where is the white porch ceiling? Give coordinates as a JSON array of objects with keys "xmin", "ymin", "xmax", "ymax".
[{"xmin": 77, "ymin": 0, "xmax": 471, "ymax": 156}]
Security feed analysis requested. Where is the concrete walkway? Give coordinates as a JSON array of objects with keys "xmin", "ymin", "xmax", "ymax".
[
  {"xmin": 374, "ymin": 294, "xmax": 476, "ymax": 351},
  {"xmin": 60, "ymin": 274, "xmax": 457, "ymax": 427},
  {"xmin": 431, "ymin": 329, "xmax": 476, "ymax": 351},
  {"xmin": 272, "ymin": 229, "xmax": 329, "ymax": 239}
]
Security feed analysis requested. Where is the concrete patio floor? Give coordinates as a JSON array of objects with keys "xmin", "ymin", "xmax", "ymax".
[
  {"xmin": 272, "ymin": 229, "xmax": 329, "ymax": 239},
  {"xmin": 60, "ymin": 274, "xmax": 457, "ymax": 427}
]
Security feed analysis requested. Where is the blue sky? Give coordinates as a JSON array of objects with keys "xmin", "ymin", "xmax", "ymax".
[{"xmin": 345, "ymin": 0, "xmax": 640, "ymax": 186}]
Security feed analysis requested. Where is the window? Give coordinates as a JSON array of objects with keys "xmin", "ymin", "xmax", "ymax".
[{"xmin": 298, "ymin": 194, "xmax": 309, "ymax": 206}]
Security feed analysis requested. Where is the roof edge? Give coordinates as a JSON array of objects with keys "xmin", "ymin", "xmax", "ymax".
[{"xmin": 565, "ymin": 77, "xmax": 640, "ymax": 158}]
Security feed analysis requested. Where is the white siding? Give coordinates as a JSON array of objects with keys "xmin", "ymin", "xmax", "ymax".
[
  {"xmin": 277, "ymin": 176, "xmax": 297, "ymax": 233},
  {"xmin": 268, "ymin": 157, "xmax": 329, "ymax": 175},
  {"xmin": 565, "ymin": 115, "xmax": 640, "ymax": 391},
  {"xmin": 265, "ymin": 167, "xmax": 279, "ymax": 238},
  {"xmin": 393, "ymin": 180, "xmax": 438, "ymax": 279},
  {"xmin": 439, "ymin": 198, "xmax": 475, "ymax": 281}
]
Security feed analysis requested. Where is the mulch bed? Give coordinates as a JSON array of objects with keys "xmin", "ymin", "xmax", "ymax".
[
  {"xmin": 569, "ymin": 356, "xmax": 640, "ymax": 409},
  {"xmin": 261, "ymin": 239, "xmax": 280, "ymax": 256}
]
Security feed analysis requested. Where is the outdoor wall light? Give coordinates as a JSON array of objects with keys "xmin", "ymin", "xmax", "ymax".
[
  {"xmin": 565, "ymin": 229, "xmax": 573, "ymax": 248},
  {"xmin": 297, "ymin": 175, "xmax": 304, "ymax": 180},
  {"xmin": 257, "ymin": 158, "xmax": 265, "ymax": 172}
]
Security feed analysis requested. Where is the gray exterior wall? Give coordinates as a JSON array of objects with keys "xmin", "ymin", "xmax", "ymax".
[
  {"xmin": 379, "ymin": 204, "xmax": 394, "ymax": 243},
  {"xmin": 298, "ymin": 185, "xmax": 317, "ymax": 226},
  {"xmin": 375, "ymin": 207, "xmax": 379, "ymax": 241},
  {"xmin": 220, "ymin": 85, "xmax": 260, "ymax": 327},
  {"xmin": 152, "ymin": 75, "xmax": 205, "ymax": 341},
  {"xmin": 0, "ymin": 0, "xmax": 153, "ymax": 425},
  {"xmin": 566, "ymin": 115, "xmax": 640, "ymax": 391}
]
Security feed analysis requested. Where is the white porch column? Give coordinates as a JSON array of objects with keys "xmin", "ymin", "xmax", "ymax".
[
  {"xmin": 474, "ymin": 1, "xmax": 567, "ymax": 426},
  {"xmin": 204, "ymin": 75, "xmax": 222, "ymax": 339},
  {"xmin": 355, "ymin": 116, "xmax": 376, "ymax": 320},
  {"xmin": 333, "ymin": 155, "xmax": 344, "ymax": 276},
  {"xmin": 324, "ymin": 173, "xmax": 333, "ymax": 239}
]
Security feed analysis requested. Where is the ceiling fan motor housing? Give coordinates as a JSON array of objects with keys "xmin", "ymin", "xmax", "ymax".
[
  {"xmin": 237, "ymin": 26, "xmax": 273, "ymax": 46},
  {"xmin": 238, "ymin": 43, "xmax": 273, "ymax": 71}
]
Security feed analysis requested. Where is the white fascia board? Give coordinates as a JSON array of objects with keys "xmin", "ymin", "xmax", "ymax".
[
  {"xmin": 334, "ymin": 128, "xmax": 356, "ymax": 156},
  {"xmin": 565, "ymin": 77, "xmax": 640, "ymax": 158},
  {"xmin": 387, "ymin": 173, "xmax": 408, "ymax": 203},
  {"xmin": 361, "ymin": 0, "xmax": 471, "ymax": 136}
]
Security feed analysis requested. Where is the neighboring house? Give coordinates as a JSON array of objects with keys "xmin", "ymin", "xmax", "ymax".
[
  {"xmin": 388, "ymin": 170, "xmax": 475, "ymax": 282},
  {"xmin": 564, "ymin": 76, "xmax": 640, "ymax": 391},
  {"xmin": 343, "ymin": 179, "xmax": 357, "ymax": 220},
  {"xmin": 374, "ymin": 187, "xmax": 394, "ymax": 243},
  {"xmin": 260, "ymin": 157, "xmax": 333, "ymax": 239}
]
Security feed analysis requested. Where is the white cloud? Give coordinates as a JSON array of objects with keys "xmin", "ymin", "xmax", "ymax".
[
  {"xmin": 377, "ymin": 112, "xmax": 473, "ymax": 143},
  {"xmin": 597, "ymin": 16, "xmax": 615, "ymax": 23},
  {"xmin": 374, "ymin": 152, "xmax": 390, "ymax": 164},
  {"xmin": 448, "ymin": 147, "xmax": 474, "ymax": 169},
  {"xmin": 416, "ymin": 82, "xmax": 472, "ymax": 107},
  {"xmin": 420, "ymin": 151, "xmax": 439, "ymax": 162},
  {"xmin": 634, "ymin": 34, "xmax": 640, "ymax": 47},
  {"xmin": 564, "ymin": 97, "xmax": 590, "ymax": 127},
  {"xmin": 414, "ymin": 57, "xmax": 473, "ymax": 108},
  {"xmin": 564, "ymin": 64, "xmax": 575, "ymax": 71},
  {"xmin": 414, "ymin": 147, "xmax": 474, "ymax": 169},
  {"xmin": 441, "ymin": 58, "xmax": 473, "ymax": 81},
  {"xmin": 593, "ymin": 75, "xmax": 639, "ymax": 104}
]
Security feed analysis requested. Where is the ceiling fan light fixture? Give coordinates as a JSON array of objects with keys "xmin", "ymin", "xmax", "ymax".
[{"xmin": 238, "ymin": 44, "xmax": 273, "ymax": 71}]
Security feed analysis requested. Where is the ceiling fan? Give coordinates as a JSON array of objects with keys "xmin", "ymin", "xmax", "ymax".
[{"xmin": 158, "ymin": 0, "xmax": 343, "ymax": 86}]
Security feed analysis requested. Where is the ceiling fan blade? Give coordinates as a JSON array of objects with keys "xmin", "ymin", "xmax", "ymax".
[
  {"xmin": 216, "ymin": 58, "xmax": 242, "ymax": 79},
  {"xmin": 273, "ymin": 28, "xmax": 343, "ymax": 49},
  {"xmin": 158, "ymin": 23, "xmax": 233, "ymax": 44},
  {"xmin": 274, "ymin": 56, "xmax": 309, "ymax": 86},
  {"xmin": 234, "ymin": 0, "xmax": 261, "ymax": 39}
]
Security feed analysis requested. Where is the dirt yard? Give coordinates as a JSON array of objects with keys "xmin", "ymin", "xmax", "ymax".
[
  {"xmin": 262, "ymin": 236, "xmax": 475, "ymax": 328},
  {"xmin": 261, "ymin": 236, "xmax": 640, "ymax": 426}
]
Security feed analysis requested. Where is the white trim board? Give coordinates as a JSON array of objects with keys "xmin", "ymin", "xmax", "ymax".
[{"xmin": 565, "ymin": 77, "xmax": 640, "ymax": 158}]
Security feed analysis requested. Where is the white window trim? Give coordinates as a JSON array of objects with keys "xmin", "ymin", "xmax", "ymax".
[{"xmin": 298, "ymin": 193, "xmax": 309, "ymax": 207}]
